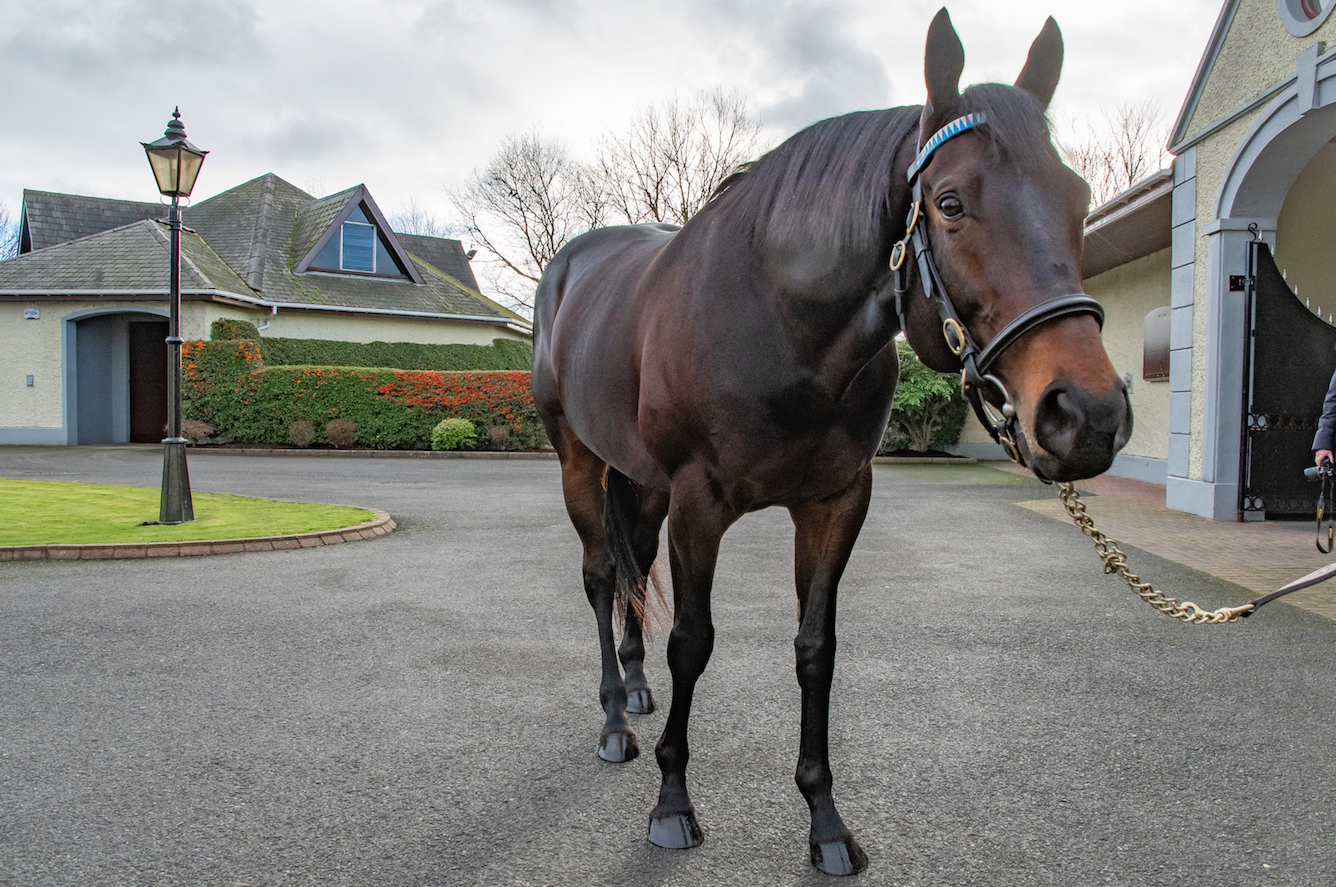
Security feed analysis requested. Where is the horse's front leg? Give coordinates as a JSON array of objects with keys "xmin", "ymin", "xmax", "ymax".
[
  {"xmin": 788, "ymin": 468, "xmax": 872, "ymax": 876},
  {"xmin": 647, "ymin": 475, "xmax": 734, "ymax": 850}
]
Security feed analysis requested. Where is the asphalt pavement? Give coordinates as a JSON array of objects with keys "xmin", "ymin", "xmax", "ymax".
[{"xmin": 2, "ymin": 446, "xmax": 1334, "ymax": 886}]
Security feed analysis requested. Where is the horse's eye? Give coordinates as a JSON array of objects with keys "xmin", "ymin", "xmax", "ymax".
[{"xmin": 936, "ymin": 195, "xmax": 965, "ymax": 220}]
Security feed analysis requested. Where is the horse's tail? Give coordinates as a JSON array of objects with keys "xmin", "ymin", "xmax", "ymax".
[{"xmin": 604, "ymin": 467, "xmax": 666, "ymax": 637}]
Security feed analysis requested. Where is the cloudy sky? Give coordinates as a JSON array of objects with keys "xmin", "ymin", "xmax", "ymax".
[{"xmin": 0, "ymin": 0, "xmax": 1224, "ymax": 236}]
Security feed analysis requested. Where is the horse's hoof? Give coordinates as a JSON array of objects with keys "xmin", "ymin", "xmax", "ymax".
[
  {"xmin": 598, "ymin": 731, "xmax": 639, "ymax": 763},
  {"xmin": 648, "ymin": 812, "xmax": 704, "ymax": 849},
  {"xmin": 626, "ymin": 688, "xmax": 655, "ymax": 714},
  {"xmin": 810, "ymin": 837, "xmax": 868, "ymax": 876}
]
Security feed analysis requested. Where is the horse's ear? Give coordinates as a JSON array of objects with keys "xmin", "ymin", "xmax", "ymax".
[
  {"xmin": 922, "ymin": 7, "xmax": 964, "ymax": 135},
  {"xmin": 1014, "ymin": 16, "xmax": 1063, "ymax": 109}
]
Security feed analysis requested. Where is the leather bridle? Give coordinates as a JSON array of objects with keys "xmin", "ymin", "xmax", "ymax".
[{"xmin": 890, "ymin": 112, "xmax": 1105, "ymax": 473}]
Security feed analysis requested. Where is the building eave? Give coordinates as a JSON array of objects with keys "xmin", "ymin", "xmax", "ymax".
[
  {"xmin": 0, "ymin": 288, "xmax": 533, "ymax": 335},
  {"xmin": 1082, "ymin": 169, "xmax": 1174, "ymax": 279}
]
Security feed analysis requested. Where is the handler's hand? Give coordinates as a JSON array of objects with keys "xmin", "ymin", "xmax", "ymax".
[{"xmin": 1318, "ymin": 449, "xmax": 1333, "ymax": 467}]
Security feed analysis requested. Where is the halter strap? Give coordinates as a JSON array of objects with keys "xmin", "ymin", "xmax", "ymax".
[{"xmin": 891, "ymin": 113, "xmax": 1106, "ymax": 479}]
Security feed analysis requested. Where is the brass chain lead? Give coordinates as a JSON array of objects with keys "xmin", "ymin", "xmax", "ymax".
[{"xmin": 1057, "ymin": 483, "xmax": 1255, "ymax": 624}]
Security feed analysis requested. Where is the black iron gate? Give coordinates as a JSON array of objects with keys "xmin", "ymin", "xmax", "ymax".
[{"xmin": 1240, "ymin": 239, "xmax": 1336, "ymax": 519}]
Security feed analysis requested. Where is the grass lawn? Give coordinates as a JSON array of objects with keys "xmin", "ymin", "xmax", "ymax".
[{"xmin": 0, "ymin": 479, "xmax": 375, "ymax": 546}]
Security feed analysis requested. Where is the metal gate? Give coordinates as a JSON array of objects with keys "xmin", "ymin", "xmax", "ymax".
[{"xmin": 1240, "ymin": 239, "xmax": 1336, "ymax": 519}]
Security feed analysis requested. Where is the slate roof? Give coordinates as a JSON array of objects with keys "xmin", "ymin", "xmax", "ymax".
[
  {"xmin": 0, "ymin": 219, "xmax": 252, "ymax": 294},
  {"xmin": 19, "ymin": 190, "xmax": 162, "ymax": 253},
  {"xmin": 3, "ymin": 175, "xmax": 526, "ymax": 329},
  {"xmin": 396, "ymin": 232, "xmax": 481, "ymax": 291}
]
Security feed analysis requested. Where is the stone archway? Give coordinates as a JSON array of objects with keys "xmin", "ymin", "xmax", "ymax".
[
  {"xmin": 64, "ymin": 308, "xmax": 169, "ymax": 445},
  {"xmin": 1171, "ymin": 46, "xmax": 1336, "ymax": 519}
]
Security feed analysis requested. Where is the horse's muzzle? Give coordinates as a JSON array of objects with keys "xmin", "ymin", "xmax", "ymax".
[{"xmin": 1028, "ymin": 380, "xmax": 1133, "ymax": 481}]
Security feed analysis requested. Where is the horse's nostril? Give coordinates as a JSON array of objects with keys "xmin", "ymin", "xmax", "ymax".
[{"xmin": 1035, "ymin": 387, "xmax": 1083, "ymax": 459}]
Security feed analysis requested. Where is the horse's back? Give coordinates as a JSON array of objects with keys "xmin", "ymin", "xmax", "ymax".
[{"xmin": 533, "ymin": 223, "xmax": 680, "ymax": 484}]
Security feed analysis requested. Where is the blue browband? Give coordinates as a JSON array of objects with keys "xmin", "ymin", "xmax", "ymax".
[{"xmin": 906, "ymin": 112, "xmax": 987, "ymax": 181}]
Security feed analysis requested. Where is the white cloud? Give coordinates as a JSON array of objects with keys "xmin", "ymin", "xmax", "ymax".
[{"xmin": 0, "ymin": 0, "xmax": 1223, "ymax": 240}]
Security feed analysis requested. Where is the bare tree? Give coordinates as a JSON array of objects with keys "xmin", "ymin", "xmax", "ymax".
[
  {"xmin": 448, "ymin": 130, "xmax": 601, "ymax": 316},
  {"xmin": 594, "ymin": 89, "xmax": 765, "ymax": 226},
  {"xmin": 0, "ymin": 202, "xmax": 18, "ymax": 261},
  {"xmin": 388, "ymin": 196, "xmax": 458, "ymax": 239},
  {"xmin": 449, "ymin": 91, "xmax": 764, "ymax": 317},
  {"xmin": 1061, "ymin": 101, "xmax": 1169, "ymax": 207}
]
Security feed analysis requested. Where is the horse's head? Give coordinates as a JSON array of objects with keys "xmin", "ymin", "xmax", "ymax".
[{"xmin": 899, "ymin": 9, "xmax": 1131, "ymax": 482}]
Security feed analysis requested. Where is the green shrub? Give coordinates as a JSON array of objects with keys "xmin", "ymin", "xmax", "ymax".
[
  {"xmin": 879, "ymin": 341, "xmax": 969, "ymax": 454},
  {"xmin": 432, "ymin": 418, "xmax": 477, "ymax": 451},
  {"xmin": 182, "ymin": 339, "xmax": 263, "ymax": 430},
  {"xmin": 186, "ymin": 363, "xmax": 543, "ymax": 450},
  {"xmin": 255, "ymin": 336, "xmax": 532, "ymax": 372},
  {"xmin": 210, "ymin": 318, "xmax": 261, "ymax": 341}
]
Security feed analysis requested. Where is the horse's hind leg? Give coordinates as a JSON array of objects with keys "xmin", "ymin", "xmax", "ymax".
[
  {"xmin": 787, "ymin": 468, "xmax": 873, "ymax": 876},
  {"xmin": 621, "ymin": 487, "xmax": 669, "ymax": 715},
  {"xmin": 555, "ymin": 436, "xmax": 640, "ymax": 763}
]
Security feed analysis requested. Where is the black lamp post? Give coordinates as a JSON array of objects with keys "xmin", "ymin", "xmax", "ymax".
[{"xmin": 142, "ymin": 108, "xmax": 207, "ymax": 525}]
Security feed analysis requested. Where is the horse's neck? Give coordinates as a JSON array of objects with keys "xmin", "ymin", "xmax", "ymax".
[{"xmin": 761, "ymin": 209, "xmax": 912, "ymax": 394}]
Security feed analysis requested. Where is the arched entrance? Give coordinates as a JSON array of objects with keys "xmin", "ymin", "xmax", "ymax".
[
  {"xmin": 65, "ymin": 309, "xmax": 169, "ymax": 445},
  {"xmin": 1169, "ymin": 46, "xmax": 1336, "ymax": 519}
]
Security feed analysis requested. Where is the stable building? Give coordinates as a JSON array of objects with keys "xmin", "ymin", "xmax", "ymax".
[{"xmin": 0, "ymin": 174, "xmax": 529, "ymax": 446}]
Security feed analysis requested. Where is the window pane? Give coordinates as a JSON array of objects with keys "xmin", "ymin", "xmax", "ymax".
[
  {"xmin": 375, "ymin": 234, "xmax": 406, "ymax": 277},
  {"xmin": 342, "ymin": 222, "xmax": 375, "ymax": 272},
  {"xmin": 310, "ymin": 234, "xmax": 340, "ymax": 270}
]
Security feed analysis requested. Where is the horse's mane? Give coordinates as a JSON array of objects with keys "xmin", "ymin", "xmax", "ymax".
[{"xmin": 709, "ymin": 83, "xmax": 1058, "ymax": 256}]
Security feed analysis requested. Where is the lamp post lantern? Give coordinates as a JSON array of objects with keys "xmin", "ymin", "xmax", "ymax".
[{"xmin": 142, "ymin": 108, "xmax": 207, "ymax": 524}]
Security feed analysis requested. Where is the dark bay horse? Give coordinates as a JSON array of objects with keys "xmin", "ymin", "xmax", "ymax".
[{"xmin": 531, "ymin": 8, "xmax": 1131, "ymax": 876}]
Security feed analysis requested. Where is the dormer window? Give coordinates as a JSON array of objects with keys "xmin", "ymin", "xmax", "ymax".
[
  {"xmin": 308, "ymin": 203, "xmax": 409, "ymax": 278},
  {"xmin": 341, "ymin": 220, "xmax": 375, "ymax": 272}
]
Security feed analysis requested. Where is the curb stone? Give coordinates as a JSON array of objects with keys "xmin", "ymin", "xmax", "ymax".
[{"xmin": 0, "ymin": 510, "xmax": 396, "ymax": 562}]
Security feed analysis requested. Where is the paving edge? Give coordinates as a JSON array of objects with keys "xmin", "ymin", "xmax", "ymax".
[{"xmin": 0, "ymin": 510, "xmax": 396, "ymax": 562}]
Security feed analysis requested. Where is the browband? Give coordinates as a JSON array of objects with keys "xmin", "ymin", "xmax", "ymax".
[{"xmin": 907, "ymin": 112, "xmax": 987, "ymax": 182}]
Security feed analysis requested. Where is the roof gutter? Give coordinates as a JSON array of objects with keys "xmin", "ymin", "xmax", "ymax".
[{"xmin": 0, "ymin": 287, "xmax": 532, "ymax": 334}]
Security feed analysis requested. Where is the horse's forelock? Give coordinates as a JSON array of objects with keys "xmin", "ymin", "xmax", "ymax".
[{"xmin": 955, "ymin": 83, "xmax": 1059, "ymax": 172}]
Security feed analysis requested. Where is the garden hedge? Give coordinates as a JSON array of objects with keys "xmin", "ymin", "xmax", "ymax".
[
  {"xmin": 186, "ymin": 325, "xmax": 962, "ymax": 454},
  {"xmin": 182, "ymin": 340, "xmax": 544, "ymax": 450},
  {"xmin": 208, "ymin": 319, "xmax": 533, "ymax": 372}
]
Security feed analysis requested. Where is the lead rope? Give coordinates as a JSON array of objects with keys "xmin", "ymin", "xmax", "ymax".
[{"xmin": 1057, "ymin": 483, "xmax": 1256, "ymax": 624}]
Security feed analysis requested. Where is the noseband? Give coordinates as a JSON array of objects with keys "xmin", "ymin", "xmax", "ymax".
[{"xmin": 890, "ymin": 113, "xmax": 1105, "ymax": 471}]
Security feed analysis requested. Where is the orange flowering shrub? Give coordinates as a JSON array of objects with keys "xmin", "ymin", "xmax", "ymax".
[{"xmin": 183, "ymin": 342, "xmax": 545, "ymax": 450}]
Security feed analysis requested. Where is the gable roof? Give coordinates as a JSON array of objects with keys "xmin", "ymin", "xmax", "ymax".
[
  {"xmin": 3, "ymin": 175, "xmax": 527, "ymax": 331},
  {"xmin": 19, "ymin": 190, "xmax": 162, "ymax": 253},
  {"xmin": 291, "ymin": 183, "xmax": 424, "ymax": 284},
  {"xmin": 396, "ymin": 232, "xmax": 481, "ymax": 291},
  {"xmin": 0, "ymin": 218, "xmax": 251, "ymax": 295}
]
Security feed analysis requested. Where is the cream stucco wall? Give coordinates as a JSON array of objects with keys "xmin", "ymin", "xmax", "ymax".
[
  {"xmin": 1184, "ymin": 0, "xmax": 1336, "ymax": 142},
  {"xmin": 0, "ymin": 303, "xmax": 67, "ymax": 428},
  {"xmin": 0, "ymin": 300, "xmax": 170, "ymax": 433},
  {"xmin": 0, "ymin": 297, "xmax": 531, "ymax": 444},
  {"xmin": 1273, "ymin": 139, "xmax": 1336, "ymax": 309},
  {"xmin": 1084, "ymin": 249, "xmax": 1172, "ymax": 461}
]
